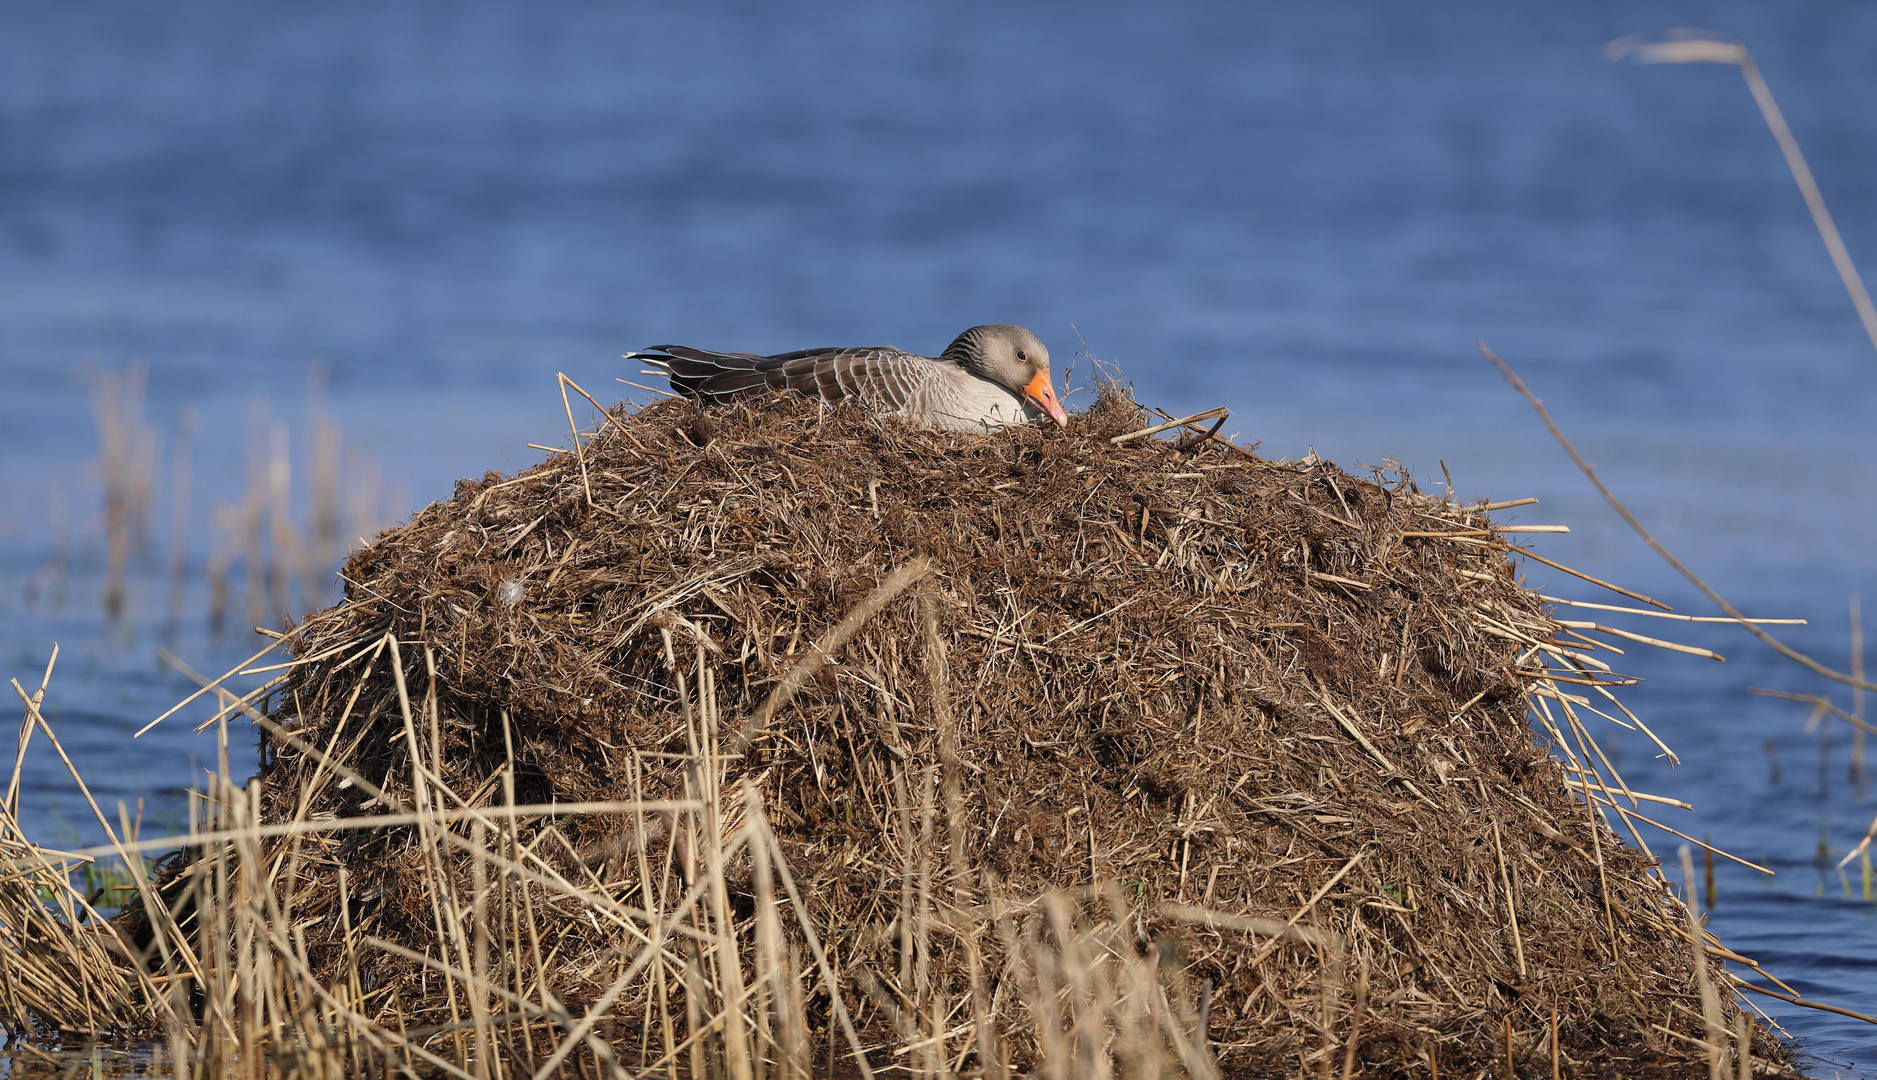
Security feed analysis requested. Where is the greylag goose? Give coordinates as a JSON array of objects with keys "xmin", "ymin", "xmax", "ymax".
[{"xmin": 629, "ymin": 324, "xmax": 1067, "ymax": 432}]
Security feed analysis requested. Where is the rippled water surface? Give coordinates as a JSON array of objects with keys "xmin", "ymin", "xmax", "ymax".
[{"xmin": 3, "ymin": 1, "xmax": 1877, "ymax": 1071}]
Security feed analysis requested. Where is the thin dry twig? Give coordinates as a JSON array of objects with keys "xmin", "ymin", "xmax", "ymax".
[{"xmin": 1482, "ymin": 341, "xmax": 1875, "ymax": 691}]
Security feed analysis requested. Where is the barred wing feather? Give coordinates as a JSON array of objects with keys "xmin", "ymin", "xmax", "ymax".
[{"xmin": 632, "ymin": 345, "xmax": 940, "ymax": 414}]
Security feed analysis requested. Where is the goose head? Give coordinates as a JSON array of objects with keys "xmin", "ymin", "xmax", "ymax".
[{"xmin": 942, "ymin": 324, "xmax": 1068, "ymax": 427}]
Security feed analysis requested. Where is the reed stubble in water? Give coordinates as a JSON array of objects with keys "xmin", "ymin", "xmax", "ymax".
[{"xmin": 57, "ymin": 361, "xmax": 400, "ymax": 634}]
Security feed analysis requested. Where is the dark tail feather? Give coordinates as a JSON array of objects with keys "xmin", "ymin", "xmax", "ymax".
[
  {"xmin": 627, "ymin": 345, "xmax": 822, "ymax": 401},
  {"xmin": 625, "ymin": 346, "xmax": 765, "ymax": 400}
]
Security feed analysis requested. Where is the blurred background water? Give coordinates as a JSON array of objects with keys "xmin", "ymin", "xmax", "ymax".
[{"xmin": 2, "ymin": 0, "xmax": 1876, "ymax": 1069}]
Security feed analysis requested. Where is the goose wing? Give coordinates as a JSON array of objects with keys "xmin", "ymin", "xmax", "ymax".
[{"xmin": 631, "ymin": 344, "xmax": 944, "ymax": 412}]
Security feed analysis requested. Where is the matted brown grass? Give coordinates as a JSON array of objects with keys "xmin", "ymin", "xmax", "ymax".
[{"xmin": 103, "ymin": 386, "xmax": 1802, "ymax": 1077}]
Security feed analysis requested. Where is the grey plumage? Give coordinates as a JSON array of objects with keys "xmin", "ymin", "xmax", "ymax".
[{"xmin": 629, "ymin": 324, "xmax": 1067, "ymax": 433}]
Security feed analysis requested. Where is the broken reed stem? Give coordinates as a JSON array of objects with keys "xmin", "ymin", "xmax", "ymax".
[
  {"xmin": 558, "ymin": 373, "xmax": 599, "ymax": 510},
  {"xmin": 700, "ymin": 676, "xmax": 756, "ymax": 1080},
  {"xmin": 922, "ymin": 586, "xmax": 1003, "ymax": 1078},
  {"xmin": 1317, "ymin": 689, "xmax": 1396, "ymax": 772},
  {"xmin": 1551, "ymin": 620, "xmax": 1724, "ymax": 661},
  {"xmin": 1547, "ymin": 620, "xmax": 1723, "ymax": 660},
  {"xmin": 1539, "ymin": 595, "xmax": 1805, "ymax": 624},
  {"xmin": 1551, "ymin": 1007, "xmax": 1560, "ymax": 1080},
  {"xmin": 1484, "ymin": 341, "xmax": 1877, "ymax": 692},
  {"xmin": 914, "ymin": 764, "xmax": 937, "ymax": 1074},
  {"xmin": 1490, "ymin": 819, "xmax": 1526, "ymax": 980},
  {"xmin": 1340, "ymin": 953, "xmax": 1368, "ymax": 1080},
  {"xmin": 1613, "ymin": 36, "xmax": 1877, "ymax": 357},
  {"xmin": 12, "ymin": 679, "xmax": 129, "ymax": 861},
  {"xmin": 1577, "ymin": 798, "xmax": 1771, "ymax": 876},
  {"xmin": 1726, "ymin": 44, "xmax": 1877, "ymax": 355},
  {"xmin": 1855, "ymin": 596, "xmax": 1867, "ymax": 787},
  {"xmin": 742, "ymin": 555, "xmax": 932, "ymax": 747},
  {"xmin": 1110, "ymin": 407, "xmax": 1229, "ymax": 445},
  {"xmin": 1730, "ymin": 976, "xmax": 1877, "ymax": 1025},
  {"xmin": 135, "ymin": 626, "xmax": 305, "ymax": 737},
  {"xmin": 751, "ymin": 808, "xmax": 878, "ymax": 1080},
  {"xmin": 1502, "ymin": 545, "xmax": 1668, "ymax": 610},
  {"xmin": 6, "ymin": 645, "xmax": 56, "ymax": 814},
  {"xmin": 1679, "ymin": 846, "xmax": 1727, "ymax": 1080}
]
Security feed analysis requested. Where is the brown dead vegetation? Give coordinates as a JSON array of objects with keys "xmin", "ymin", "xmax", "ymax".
[{"xmin": 97, "ymin": 386, "xmax": 1802, "ymax": 1077}]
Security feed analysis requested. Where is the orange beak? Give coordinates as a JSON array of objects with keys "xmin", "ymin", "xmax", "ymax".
[{"xmin": 1023, "ymin": 370, "xmax": 1068, "ymax": 427}]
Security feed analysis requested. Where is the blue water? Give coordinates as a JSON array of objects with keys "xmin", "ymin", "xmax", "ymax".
[{"xmin": 3, "ymin": 1, "xmax": 1877, "ymax": 1069}]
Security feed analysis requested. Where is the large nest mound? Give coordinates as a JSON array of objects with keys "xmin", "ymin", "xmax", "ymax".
[{"xmin": 131, "ymin": 388, "xmax": 1793, "ymax": 1076}]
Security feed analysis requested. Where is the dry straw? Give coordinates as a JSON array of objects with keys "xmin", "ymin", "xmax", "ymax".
[{"xmin": 7, "ymin": 384, "xmax": 1820, "ymax": 1076}]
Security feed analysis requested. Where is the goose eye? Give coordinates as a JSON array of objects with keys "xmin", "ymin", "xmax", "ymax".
[{"xmin": 1016, "ymin": 350, "xmax": 1028, "ymax": 361}]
